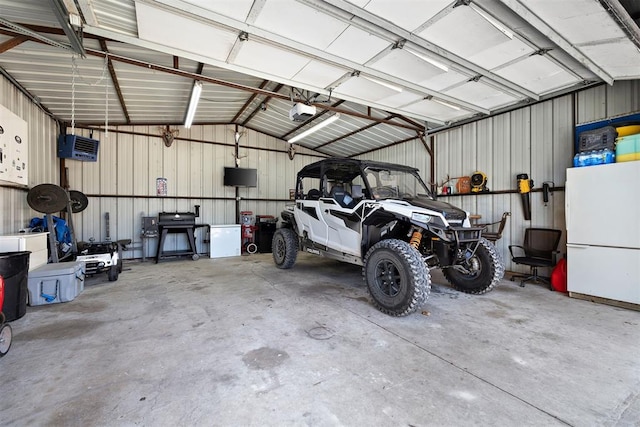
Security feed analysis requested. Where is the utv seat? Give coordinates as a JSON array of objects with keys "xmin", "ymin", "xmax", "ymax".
[
  {"xmin": 306, "ymin": 189, "xmax": 321, "ymax": 200},
  {"xmin": 330, "ymin": 185, "xmax": 354, "ymax": 208}
]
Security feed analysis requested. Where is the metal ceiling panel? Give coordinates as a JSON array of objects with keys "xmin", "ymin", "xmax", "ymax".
[
  {"xmin": 324, "ymin": 25, "xmax": 390, "ymax": 65},
  {"xmin": 253, "ymin": 0, "xmax": 348, "ymax": 50},
  {"xmin": 419, "ymin": 69, "xmax": 469, "ymax": 92},
  {"xmin": 418, "ymin": 6, "xmax": 513, "ymax": 61},
  {"xmin": 522, "ymin": 0, "xmax": 625, "ymax": 45},
  {"xmin": 402, "ymin": 99, "xmax": 472, "ymax": 123},
  {"xmin": 232, "ymin": 39, "xmax": 311, "ymax": 79},
  {"xmin": 333, "ymin": 75, "xmax": 403, "ymax": 103},
  {"xmin": 580, "ymin": 40, "xmax": 640, "ymax": 79},
  {"xmin": 467, "ymin": 37, "xmax": 534, "ymax": 70},
  {"xmin": 444, "ymin": 81, "xmax": 519, "ymax": 110},
  {"xmin": 183, "ymin": 0, "xmax": 255, "ymax": 21},
  {"xmin": 378, "ymin": 91, "xmax": 424, "ymax": 109},
  {"xmin": 369, "ymin": 49, "xmax": 448, "ymax": 85},
  {"xmin": 495, "ymin": 54, "xmax": 580, "ymax": 94},
  {"xmin": 2, "ymin": 0, "xmax": 639, "ymax": 158},
  {"xmin": 0, "ymin": 0, "xmax": 59, "ymax": 27},
  {"xmin": 361, "ymin": 0, "xmax": 452, "ymax": 32},
  {"xmin": 88, "ymin": 0, "xmax": 138, "ymax": 36},
  {"xmin": 135, "ymin": 2, "xmax": 236, "ymax": 60},
  {"xmin": 293, "ymin": 59, "xmax": 349, "ymax": 88}
]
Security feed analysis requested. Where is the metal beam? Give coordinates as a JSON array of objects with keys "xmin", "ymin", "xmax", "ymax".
[
  {"xmin": 81, "ymin": 47, "xmax": 423, "ymax": 131},
  {"xmin": 497, "ymin": 0, "xmax": 615, "ymax": 85},
  {"xmin": 232, "ymin": 79, "xmax": 270, "ymax": 123},
  {"xmin": 99, "ymin": 39, "xmax": 130, "ymax": 124},
  {"xmin": 0, "ymin": 35, "xmax": 27, "ymax": 54},
  {"xmin": 0, "ymin": 17, "xmax": 74, "ymax": 52},
  {"xmin": 152, "ymin": 0, "xmax": 489, "ymax": 115},
  {"xmin": 241, "ymin": 83, "xmax": 284, "ymax": 126},
  {"xmin": 48, "ymin": 0, "xmax": 86, "ymax": 56},
  {"xmin": 300, "ymin": 0, "xmax": 540, "ymax": 100},
  {"xmin": 0, "ymin": 24, "xmax": 424, "ymax": 131},
  {"xmin": 315, "ymin": 114, "xmax": 398, "ymax": 150}
]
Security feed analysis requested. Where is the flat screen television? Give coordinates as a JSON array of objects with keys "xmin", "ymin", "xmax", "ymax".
[{"xmin": 224, "ymin": 167, "xmax": 257, "ymax": 187}]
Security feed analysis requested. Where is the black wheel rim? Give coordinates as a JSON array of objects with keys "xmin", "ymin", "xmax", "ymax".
[
  {"xmin": 374, "ymin": 259, "xmax": 401, "ymax": 297},
  {"xmin": 275, "ymin": 235, "xmax": 285, "ymax": 262}
]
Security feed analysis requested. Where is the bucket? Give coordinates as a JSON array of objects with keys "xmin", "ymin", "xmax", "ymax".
[{"xmin": 0, "ymin": 251, "xmax": 31, "ymax": 321}]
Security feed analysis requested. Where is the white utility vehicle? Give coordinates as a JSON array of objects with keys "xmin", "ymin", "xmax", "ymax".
[{"xmin": 273, "ymin": 158, "xmax": 504, "ymax": 316}]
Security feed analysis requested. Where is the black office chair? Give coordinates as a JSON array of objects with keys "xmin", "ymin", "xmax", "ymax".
[{"xmin": 509, "ymin": 228, "xmax": 562, "ymax": 288}]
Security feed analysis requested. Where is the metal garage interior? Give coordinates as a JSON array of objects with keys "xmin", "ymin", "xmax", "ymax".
[{"xmin": 0, "ymin": 0, "xmax": 639, "ymax": 425}]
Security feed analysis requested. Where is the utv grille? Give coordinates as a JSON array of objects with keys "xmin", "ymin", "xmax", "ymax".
[
  {"xmin": 451, "ymin": 227, "xmax": 482, "ymax": 243},
  {"xmin": 444, "ymin": 211, "xmax": 466, "ymax": 222}
]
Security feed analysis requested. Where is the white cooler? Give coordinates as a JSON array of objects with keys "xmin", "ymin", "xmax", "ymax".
[
  {"xmin": 27, "ymin": 261, "xmax": 85, "ymax": 306},
  {"xmin": 209, "ymin": 225, "xmax": 241, "ymax": 258}
]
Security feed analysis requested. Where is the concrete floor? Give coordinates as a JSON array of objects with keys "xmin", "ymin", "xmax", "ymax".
[{"xmin": 1, "ymin": 253, "xmax": 639, "ymax": 426}]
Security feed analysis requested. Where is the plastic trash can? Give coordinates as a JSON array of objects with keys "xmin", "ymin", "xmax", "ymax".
[
  {"xmin": 0, "ymin": 251, "xmax": 31, "ymax": 321},
  {"xmin": 255, "ymin": 216, "xmax": 277, "ymax": 253}
]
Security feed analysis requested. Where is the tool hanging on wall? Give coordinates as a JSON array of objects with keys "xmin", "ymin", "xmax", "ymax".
[
  {"xmin": 517, "ymin": 173, "xmax": 533, "ymax": 220},
  {"xmin": 542, "ymin": 181, "xmax": 554, "ymax": 206}
]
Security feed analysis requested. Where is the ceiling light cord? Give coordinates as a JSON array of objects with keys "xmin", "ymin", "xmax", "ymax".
[
  {"xmin": 105, "ymin": 54, "xmax": 109, "ymax": 137},
  {"xmin": 70, "ymin": 54, "xmax": 110, "ymax": 135},
  {"xmin": 71, "ymin": 54, "xmax": 76, "ymax": 135}
]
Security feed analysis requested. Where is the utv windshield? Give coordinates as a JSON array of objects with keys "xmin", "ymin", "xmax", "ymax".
[{"xmin": 363, "ymin": 166, "xmax": 433, "ymax": 201}]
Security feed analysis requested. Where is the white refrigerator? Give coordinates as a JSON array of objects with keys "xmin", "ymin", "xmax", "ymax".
[{"xmin": 565, "ymin": 161, "xmax": 640, "ymax": 304}]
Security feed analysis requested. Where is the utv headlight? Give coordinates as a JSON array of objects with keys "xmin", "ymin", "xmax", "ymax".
[{"xmin": 412, "ymin": 212, "xmax": 432, "ymax": 223}]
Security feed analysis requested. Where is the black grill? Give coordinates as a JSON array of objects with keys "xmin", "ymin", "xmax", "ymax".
[
  {"xmin": 156, "ymin": 211, "xmax": 204, "ymax": 262},
  {"xmin": 157, "ymin": 212, "xmax": 196, "ymax": 226}
]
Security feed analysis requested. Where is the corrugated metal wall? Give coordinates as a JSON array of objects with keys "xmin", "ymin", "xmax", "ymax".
[
  {"xmin": 367, "ymin": 81, "xmax": 639, "ymax": 273},
  {"xmin": 0, "ymin": 75, "xmax": 59, "ymax": 233},
  {"xmin": 64, "ymin": 125, "xmax": 324, "ymax": 259},
  {"xmin": 2, "ymin": 72, "xmax": 639, "ymax": 269}
]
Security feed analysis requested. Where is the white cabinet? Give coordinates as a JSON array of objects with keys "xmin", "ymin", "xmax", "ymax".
[
  {"xmin": 209, "ymin": 225, "xmax": 241, "ymax": 258},
  {"xmin": 0, "ymin": 232, "xmax": 49, "ymax": 270}
]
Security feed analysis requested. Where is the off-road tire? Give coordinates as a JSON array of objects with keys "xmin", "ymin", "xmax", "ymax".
[
  {"xmin": 272, "ymin": 228, "xmax": 298, "ymax": 269},
  {"xmin": 363, "ymin": 239, "xmax": 430, "ymax": 316},
  {"xmin": 442, "ymin": 237, "xmax": 504, "ymax": 294},
  {"xmin": 108, "ymin": 264, "xmax": 119, "ymax": 281}
]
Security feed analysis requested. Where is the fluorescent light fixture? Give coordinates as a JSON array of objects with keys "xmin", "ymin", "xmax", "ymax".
[
  {"xmin": 406, "ymin": 49, "xmax": 449, "ymax": 72},
  {"xmin": 432, "ymin": 99, "xmax": 461, "ymax": 111},
  {"xmin": 470, "ymin": 4, "xmax": 514, "ymax": 39},
  {"xmin": 361, "ymin": 75, "xmax": 403, "ymax": 93},
  {"xmin": 184, "ymin": 80, "xmax": 202, "ymax": 128},
  {"xmin": 287, "ymin": 113, "xmax": 340, "ymax": 144}
]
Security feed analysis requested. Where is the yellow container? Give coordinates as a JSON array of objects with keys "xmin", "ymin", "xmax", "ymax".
[
  {"xmin": 616, "ymin": 134, "xmax": 640, "ymax": 162},
  {"xmin": 615, "ymin": 125, "xmax": 640, "ymax": 137},
  {"xmin": 616, "ymin": 153, "xmax": 640, "ymax": 162}
]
